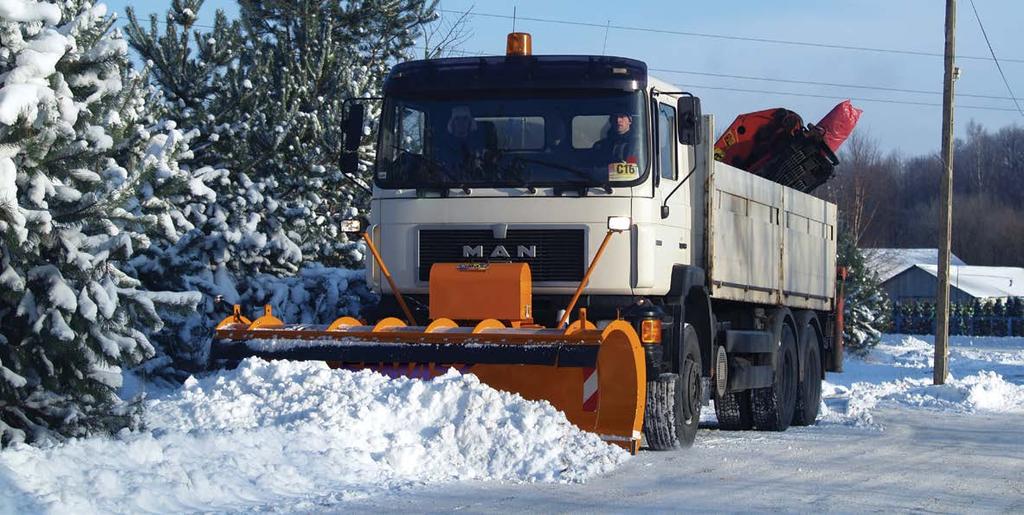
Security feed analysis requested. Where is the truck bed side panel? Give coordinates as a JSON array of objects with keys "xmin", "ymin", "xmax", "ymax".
[{"xmin": 707, "ymin": 161, "xmax": 836, "ymax": 311}]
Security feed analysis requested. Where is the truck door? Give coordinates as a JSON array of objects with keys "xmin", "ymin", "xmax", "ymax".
[{"xmin": 654, "ymin": 101, "xmax": 692, "ymax": 275}]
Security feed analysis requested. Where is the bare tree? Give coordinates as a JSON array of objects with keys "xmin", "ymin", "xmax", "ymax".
[
  {"xmin": 823, "ymin": 123, "xmax": 1024, "ymax": 266},
  {"xmin": 826, "ymin": 131, "xmax": 899, "ymax": 244},
  {"xmin": 421, "ymin": 6, "xmax": 474, "ymax": 59}
]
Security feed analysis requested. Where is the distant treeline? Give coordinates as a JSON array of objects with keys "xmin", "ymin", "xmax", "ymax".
[{"xmin": 821, "ymin": 123, "xmax": 1024, "ymax": 267}]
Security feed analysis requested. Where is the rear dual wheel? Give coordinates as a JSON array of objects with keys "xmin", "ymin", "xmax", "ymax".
[
  {"xmin": 752, "ymin": 323, "xmax": 799, "ymax": 431},
  {"xmin": 714, "ymin": 319, "xmax": 823, "ymax": 431},
  {"xmin": 714, "ymin": 389, "xmax": 753, "ymax": 430},
  {"xmin": 792, "ymin": 324, "xmax": 823, "ymax": 426},
  {"xmin": 643, "ymin": 325, "xmax": 702, "ymax": 449}
]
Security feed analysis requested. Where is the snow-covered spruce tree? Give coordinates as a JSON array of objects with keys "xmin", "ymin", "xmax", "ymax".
[
  {"xmin": 120, "ymin": 0, "xmax": 437, "ymax": 376},
  {"xmin": 124, "ymin": 121, "xmax": 230, "ymax": 382},
  {"xmin": 838, "ymin": 227, "xmax": 891, "ymax": 354},
  {"xmin": 124, "ymin": 1, "xmax": 299, "ymax": 275},
  {"xmin": 0, "ymin": 0, "xmax": 199, "ymax": 445},
  {"xmin": 127, "ymin": 0, "xmax": 439, "ymax": 270}
]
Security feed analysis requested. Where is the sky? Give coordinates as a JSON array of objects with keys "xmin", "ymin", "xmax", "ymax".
[{"xmin": 105, "ymin": 0, "xmax": 1024, "ymax": 157}]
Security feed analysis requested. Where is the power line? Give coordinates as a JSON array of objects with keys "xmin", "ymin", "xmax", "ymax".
[
  {"xmin": 649, "ymin": 67, "xmax": 1020, "ymax": 101},
  {"xmin": 967, "ymin": 0, "xmax": 1024, "ymax": 116},
  {"xmin": 665, "ymin": 83, "xmax": 1020, "ymax": 113},
  {"xmin": 112, "ymin": 14, "xmax": 217, "ymax": 30},
  {"xmin": 440, "ymin": 8, "xmax": 1024, "ymax": 64}
]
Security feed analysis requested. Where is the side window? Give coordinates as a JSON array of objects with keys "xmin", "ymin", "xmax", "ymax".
[
  {"xmin": 398, "ymin": 106, "xmax": 425, "ymax": 154},
  {"xmin": 476, "ymin": 116, "xmax": 545, "ymax": 150},
  {"xmin": 571, "ymin": 115, "xmax": 611, "ymax": 149},
  {"xmin": 658, "ymin": 103, "xmax": 677, "ymax": 180}
]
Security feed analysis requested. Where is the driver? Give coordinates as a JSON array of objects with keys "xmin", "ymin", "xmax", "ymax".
[
  {"xmin": 592, "ymin": 112, "xmax": 641, "ymax": 181},
  {"xmin": 593, "ymin": 112, "xmax": 639, "ymax": 164}
]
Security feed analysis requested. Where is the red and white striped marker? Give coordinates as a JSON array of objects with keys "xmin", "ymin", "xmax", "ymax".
[{"xmin": 582, "ymin": 367, "xmax": 599, "ymax": 411}]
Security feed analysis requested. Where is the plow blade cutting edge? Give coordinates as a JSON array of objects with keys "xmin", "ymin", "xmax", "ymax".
[{"xmin": 212, "ymin": 311, "xmax": 647, "ymax": 452}]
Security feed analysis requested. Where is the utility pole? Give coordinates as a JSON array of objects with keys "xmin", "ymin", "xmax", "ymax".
[{"xmin": 935, "ymin": 0, "xmax": 957, "ymax": 385}]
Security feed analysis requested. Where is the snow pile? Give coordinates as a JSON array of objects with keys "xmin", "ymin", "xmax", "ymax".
[
  {"xmin": 0, "ymin": 359, "xmax": 626, "ymax": 513},
  {"xmin": 963, "ymin": 371, "xmax": 1024, "ymax": 411},
  {"xmin": 146, "ymin": 358, "xmax": 626, "ymax": 481},
  {"xmin": 819, "ymin": 334, "xmax": 1024, "ymax": 427}
]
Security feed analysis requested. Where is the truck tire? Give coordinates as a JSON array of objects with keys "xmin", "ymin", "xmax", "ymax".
[
  {"xmin": 752, "ymin": 323, "xmax": 798, "ymax": 431},
  {"xmin": 643, "ymin": 373, "xmax": 685, "ymax": 450},
  {"xmin": 678, "ymin": 326, "xmax": 703, "ymax": 446},
  {"xmin": 643, "ymin": 329, "xmax": 703, "ymax": 449},
  {"xmin": 714, "ymin": 390, "xmax": 753, "ymax": 430},
  {"xmin": 792, "ymin": 326, "xmax": 822, "ymax": 426}
]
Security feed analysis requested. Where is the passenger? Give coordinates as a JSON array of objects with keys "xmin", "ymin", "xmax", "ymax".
[
  {"xmin": 441, "ymin": 106, "xmax": 487, "ymax": 176},
  {"xmin": 447, "ymin": 105, "xmax": 477, "ymax": 140}
]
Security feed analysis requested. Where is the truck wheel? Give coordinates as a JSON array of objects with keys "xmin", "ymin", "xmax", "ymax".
[
  {"xmin": 679, "ymin": 338, "xmax": 703, "ymax": 446},
  {"xmin": 752, "ymin": 323, "xmax": 798, "ymax": 431},
  {"xmin": 714, "ymin": 390, "xmax": 753, "ymax": 430},
  {"xmin": 643, "ymin": 328, "xmax": 702, "ymax": 449},
  {"xmin": 643, "ymin": 373, "xmax": 684, "ymax": 450},
  {"xmin": 792, "ymin": 327, "xmax": 822, "ymax": 426}
]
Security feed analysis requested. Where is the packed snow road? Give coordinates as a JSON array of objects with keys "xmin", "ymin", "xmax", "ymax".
[
  {"xmin": 1, "ymin": 334, "xmax": 1022, "ymax": 513},
  {"xmin": 346, "ymin": 408, "xmax": 1024, "ymax": 513}
]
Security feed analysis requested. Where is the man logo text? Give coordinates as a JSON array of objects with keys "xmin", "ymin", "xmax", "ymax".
[{"xmin": 462, "ymin": 245, "xmax": 537, "ymax": 258}]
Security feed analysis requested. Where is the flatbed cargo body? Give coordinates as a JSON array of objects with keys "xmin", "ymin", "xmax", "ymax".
[{"xmin": 704, "ymin": 160, "xmax": 837, "ymax": 312}]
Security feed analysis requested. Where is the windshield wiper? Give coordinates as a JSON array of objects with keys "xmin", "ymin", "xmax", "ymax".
[
  {"xmin": 516, "ymin": 178, "xmax": 538, "ymax": 194},
  {"xmin": 512, "ymin": 157, "xmax": 613, "ymax": 194},
  {"xmin": 391, "ymin": 147, "xmax": 472, "ymax": 195},
  {"xmin": 491, "ymin": 155, "xmax": 536, "ymax": 194}
]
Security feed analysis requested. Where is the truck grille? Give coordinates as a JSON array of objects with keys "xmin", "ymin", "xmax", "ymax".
[{"xmin": 418, "ymin": 229, "xmax": 585, "ymax": 282}]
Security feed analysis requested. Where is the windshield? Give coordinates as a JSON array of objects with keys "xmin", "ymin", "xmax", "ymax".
[{"xmin": 374, "ymin": 90, "xmax": 649, "ymax": 190}]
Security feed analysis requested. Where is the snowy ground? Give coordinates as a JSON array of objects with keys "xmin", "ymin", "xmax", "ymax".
[{"xmin": 1, "ymin": 334, "xmax": 1022, "ymax": 513}]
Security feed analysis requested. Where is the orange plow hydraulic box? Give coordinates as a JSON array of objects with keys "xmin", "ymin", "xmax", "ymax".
[{"xmin": 429, "ymin": 262, "xmax": 532, "ymax": 323}]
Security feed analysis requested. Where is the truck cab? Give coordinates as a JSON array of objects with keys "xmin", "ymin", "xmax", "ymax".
[{"xmin": 367, "ymin": 54, "xmax": 705, "ymax": 321}]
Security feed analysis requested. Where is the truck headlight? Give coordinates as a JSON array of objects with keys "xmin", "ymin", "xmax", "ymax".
[
  {"xmin": 607, "ymin": 216, "xmax": 631, "ymax": 232},
  {"xmin": 341, "ymin": 218, "xmax": 367, "ymax": 235}
]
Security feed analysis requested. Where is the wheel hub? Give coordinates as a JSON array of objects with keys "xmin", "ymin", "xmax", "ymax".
[
  {"xmin": 685, "ymin": 361, "xmax": 702, "ymax": 422},
  {"xmin": 715, "ymin": 345, "xmax": 728, "ymax": 398}
]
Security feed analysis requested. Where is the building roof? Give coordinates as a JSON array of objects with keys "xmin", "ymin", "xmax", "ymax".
[
  {"xmin": 863, "ymin": 248, "xmax": 966, "ymax": 283},
  {"xmin": 914, "ymin": 265, "xmax": 1024, "ymax": 299}
]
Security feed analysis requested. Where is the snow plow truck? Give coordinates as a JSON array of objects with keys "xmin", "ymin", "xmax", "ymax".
[{"xmin": 212, "ymin": 33, "xmax": 845, "ymax": 453}]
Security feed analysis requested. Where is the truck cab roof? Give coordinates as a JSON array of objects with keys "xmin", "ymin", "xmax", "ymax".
[{"xmin": 384, "ymin": 55, "xmax": 648, "ymax": 95}]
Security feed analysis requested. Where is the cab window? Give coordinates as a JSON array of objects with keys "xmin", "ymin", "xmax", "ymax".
[{"xmin": 658, "ymin": 103, "xmax": 677, "ymax": 180}]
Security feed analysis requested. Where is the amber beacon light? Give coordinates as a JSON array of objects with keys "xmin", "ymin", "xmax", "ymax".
[{"xmin": 506, "ymin": 32, "xmax": 532, "ymax": 56}]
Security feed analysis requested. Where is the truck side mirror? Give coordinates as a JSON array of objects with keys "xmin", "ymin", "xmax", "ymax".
[
  {"xmin": 676, "ymin": 96, "xmax": 702, "ymax": 146},
  {"xmin": 344, "ymin": 103, "xmax": 365, "ymax": 152},
  {"xmin": 340, "ymin": 152, "xmax": 359, "ymax": 175}
]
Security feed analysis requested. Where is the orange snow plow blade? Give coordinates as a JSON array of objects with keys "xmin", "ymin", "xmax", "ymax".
[{"xmin": 212, "ymin": 262, "xmax": 647, "ymax": 452}]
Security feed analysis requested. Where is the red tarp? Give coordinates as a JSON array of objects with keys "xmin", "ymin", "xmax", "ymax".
[{"xmin": 816, "ymin": 100, "xmax": 863, "ymax": 153}]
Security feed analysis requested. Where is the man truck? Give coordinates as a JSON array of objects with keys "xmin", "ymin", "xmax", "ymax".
[{"xmin": 213, "ymin": 33, "xmax": 842, "ymax": 451}]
